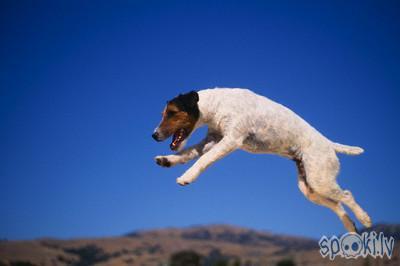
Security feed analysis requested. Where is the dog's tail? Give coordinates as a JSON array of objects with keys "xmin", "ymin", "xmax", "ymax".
[{"xmin": 332, "ymin": 142, "xmax": 364, "ymax": 155}]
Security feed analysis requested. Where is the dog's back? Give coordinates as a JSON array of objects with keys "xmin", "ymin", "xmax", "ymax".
[{"xmin": 198, "ymin": 88, "xmax": 329, "ymax": 155}]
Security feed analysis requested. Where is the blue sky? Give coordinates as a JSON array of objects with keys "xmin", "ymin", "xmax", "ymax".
[{"xmin": 1, "ymin": 0, "xmax": 399, "ymax": 240}]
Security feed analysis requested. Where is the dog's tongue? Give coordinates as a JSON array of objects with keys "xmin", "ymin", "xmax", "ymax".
[{"xmin": 170, "ymin": 129, "xmax": 185, "ymax": 150}]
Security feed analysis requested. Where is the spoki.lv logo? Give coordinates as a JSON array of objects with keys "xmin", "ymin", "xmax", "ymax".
[{"xmin": 319, "ymin": 231, "xmax": 395, "ymax": 260}]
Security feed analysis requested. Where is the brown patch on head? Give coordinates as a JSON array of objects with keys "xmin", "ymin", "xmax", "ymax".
[
  {"xmin": 154, "ymin": 91, "xmax": 200, "ymax": 150},
  {"xmin": 159, "ymin": 101, "xmax": 193, "ymax": 135}
]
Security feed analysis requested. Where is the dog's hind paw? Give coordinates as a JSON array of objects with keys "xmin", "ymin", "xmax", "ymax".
[
  {"xmin": 360, "ymin": 212, "xmax": 372, "ymax": 228},
  {"xmin": 155, "ymin": 156, "xmax": 172, "ymax": 167}
]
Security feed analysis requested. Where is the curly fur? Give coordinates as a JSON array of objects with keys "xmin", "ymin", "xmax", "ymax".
[{"xmin": 154, "ymin": 88, "xmax": 371, "ymax": 232}]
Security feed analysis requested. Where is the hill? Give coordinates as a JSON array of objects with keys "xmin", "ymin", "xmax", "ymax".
[{"xmin": 0, "ymin": 224, "xmax": 399, "ymax": 266}]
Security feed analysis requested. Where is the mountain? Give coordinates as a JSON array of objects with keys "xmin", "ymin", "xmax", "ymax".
[
  {"xmin": 361, "ymin": 223, "xmax": 400, "ymax": 239},
  {"xmin": 0, "ymin": 224, "xmax": 399, "ymax": 266}
]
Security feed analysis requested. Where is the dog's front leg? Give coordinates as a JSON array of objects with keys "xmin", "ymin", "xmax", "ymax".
[
  {"xmin": 155, "ymin": 132, "xmax": 221, "ymax": 167},
  {"xmin": 176, "ymin": 137, "xmax": 238, "ymax": 186}
]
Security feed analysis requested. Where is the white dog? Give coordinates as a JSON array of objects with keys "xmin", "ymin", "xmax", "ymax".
[{"xmin": 152, "ymin": 88, "xmax": 371, "ymax": 232}]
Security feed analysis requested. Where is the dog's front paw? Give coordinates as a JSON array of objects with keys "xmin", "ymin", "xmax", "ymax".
[
  {"xmin": 176, "ymin": 170, "xmax": 199, "ymax": 186},
  {"xmin": 155, "ymin": 156, "xmax": 172, "ymax": 167},
  {"xmin": 176, "ymin": 177, "xmax": 191, "ymax": 186}
]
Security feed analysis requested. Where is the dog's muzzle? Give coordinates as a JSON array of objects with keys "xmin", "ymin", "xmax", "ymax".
[{"xmin": 152, "ymin": 131, "xmax": 162, "ymax": 141}]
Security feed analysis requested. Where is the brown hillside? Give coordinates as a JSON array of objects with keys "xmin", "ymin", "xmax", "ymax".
[{"xmin": 0, "ymin": 224, "xmax": 398, "ymax": 266}]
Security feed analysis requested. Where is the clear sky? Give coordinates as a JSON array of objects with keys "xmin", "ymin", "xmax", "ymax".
[{"xmin": 1, "ymin": 1, "xmax": 399, "ymax": 240}]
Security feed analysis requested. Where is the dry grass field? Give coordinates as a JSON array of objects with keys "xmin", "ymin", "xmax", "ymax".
[{"xmin": 0, "ymin": 224, "xmax": 398, "ymax": 266}]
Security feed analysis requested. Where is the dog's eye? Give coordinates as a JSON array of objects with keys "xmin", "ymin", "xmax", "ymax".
[{"xmin": 167, "ymin": 111, "xmax": 176, "ymax": 117}]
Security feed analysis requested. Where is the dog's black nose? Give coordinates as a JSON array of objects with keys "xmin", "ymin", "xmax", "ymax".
[{"xmin": 152, "ymin": 132, "xmax": 161, "ymax": 141}]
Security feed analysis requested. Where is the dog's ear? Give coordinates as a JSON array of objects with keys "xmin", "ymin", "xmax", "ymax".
[
  {"xmin": 180, "ymin": 91, "xmax": 199, "ymax": 109},
  {"xmin": 187, "ymin": 91, "xmax": 199, "ymax": 106}
]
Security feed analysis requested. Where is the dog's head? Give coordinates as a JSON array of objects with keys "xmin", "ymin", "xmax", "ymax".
[{"xmin": 152, "ymin": 91, "xmax": 200, "ymax": 151}]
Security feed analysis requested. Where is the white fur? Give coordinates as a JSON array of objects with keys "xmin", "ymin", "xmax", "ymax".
[{"xmin": 155, "ymin": 88, "xmax": 371, "ymax": 232}]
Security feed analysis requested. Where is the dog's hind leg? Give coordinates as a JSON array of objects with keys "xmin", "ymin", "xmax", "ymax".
[
  {"xmin": 338, "ymin": 190, "xmax": 372, "ymax": 228},
  {"xmin": 295, "ymin": 159, "xmax": 358, "ymax": 232},
  {"xmin": 316, "ymin": 186, "xmax": 372, "ymax": 229},
  {"xmin": 301, "ymin": 151, "xmax": 372, "ymax": 230}
]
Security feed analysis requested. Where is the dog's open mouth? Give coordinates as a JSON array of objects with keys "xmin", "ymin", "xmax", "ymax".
[{"xmin": 170, "ymin": 128, "xmax": 187, "ymax": 151}]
